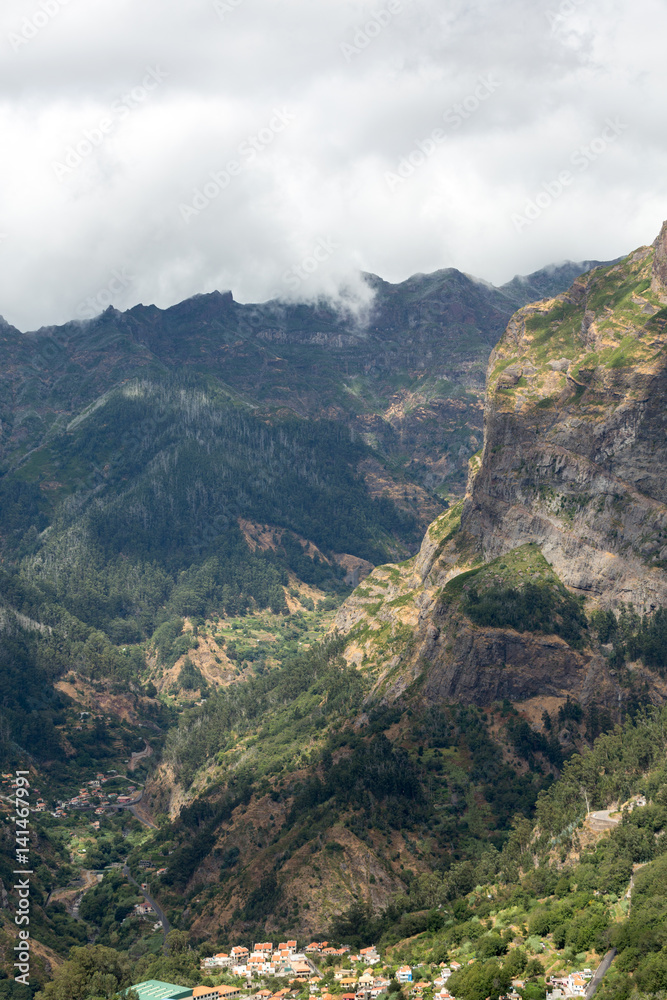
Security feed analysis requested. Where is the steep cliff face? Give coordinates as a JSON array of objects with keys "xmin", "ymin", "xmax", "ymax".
[
  {"xmin": 335, "ymin": 224, "xmax": 667, "ymax": 709},
  {"xmin": 462, "ymin": 224, "xmax": 667, "ymax": 611}
]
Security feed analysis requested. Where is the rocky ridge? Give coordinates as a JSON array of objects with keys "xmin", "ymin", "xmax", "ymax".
[{"xmin": 334, "ymin": 224, "xmax": 667, "ymax": 710}]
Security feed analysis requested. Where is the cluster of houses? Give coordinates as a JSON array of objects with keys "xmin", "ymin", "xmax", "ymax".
[
  {"xmin": 546, "ymin": 970, "xmax": 593, "ymax": 998},
  {"xmin": 135, "ymin": 948, "xmax": 600, "ymax": 1000},
  {"xmin": 1, "ymin": 766, "xmax": 147, "ymax": 823},
  {"xmin": 0, "ymin": 773, "xmax": 48, "ymax": 813},
  {"xmin": 198, "ymin": 943, "xmax": 420, "ymax": 1000},
  {"xmin": 50, "ymin": 774, "xmax": 139, "ymax": 819},
  {"xmin": 137, "ymin": 860, "xmax": 169, "ymax": 877},
  {"xmin": 201, "ymin": 942, "xmax": 318, "ymax": 980},
  {"xmin": 303, "ymin": 945, "xmax": 380, "ymax": 964}
]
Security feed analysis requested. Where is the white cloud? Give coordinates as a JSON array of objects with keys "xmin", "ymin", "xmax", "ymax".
[{"xmin": 1, "ymin": 0, "xmax": 666, "ymax": 329}]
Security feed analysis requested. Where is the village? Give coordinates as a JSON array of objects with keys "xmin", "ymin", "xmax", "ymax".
[
  {"xmin": 0, "ymin": 768, "xmax": 143, "ymax": 821},
  {"xmin": 127, "ymin": 940, "xmax": 598, "ymax": 1000}
]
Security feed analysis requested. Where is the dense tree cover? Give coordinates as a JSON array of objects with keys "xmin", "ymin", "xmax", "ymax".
[
  {"xmin": 533, "ymin": 708, "xmax": 667, "ymax": 847},
  {"xmin": 19, "ymin": 526, "xmax": 294, "ymax": 639},
  {"xmin": 0, "ymin": 378, "xmax": 424, "ymax": 729},
  {"xmin": 29, "ymin": 381, "xmax": 419, "ymax": 564},
  {"xmin": 163, "ymin": 634, "xmax": 356, "ymax": 785},
  {"xmin": 152, "ymin": 618, "xmax": 196, "ymax": 668},
  {"xmin": 35, "ymin": 946, "xmax": 134, "ymax": 1000},
  {"xmin": 177, "ymin": 657, "xmax": 208, "ymax": 694},
  {"xmin": 602, "ymin": 854, "xmax": 667, "ymax": 998},
  {"xmin": 78, "ymin": 872, "xmax": 142, "ymax": 946},
  {"xmin": 446, "ymin": 959, "xmax": 512, "ymax": 1000},
  {"xmin": 462, "ymin": 580, "xmax": 588, "ymax": 647},
  {"xmin": 592, "ymin": 604, "xmax": 667, "ymax": 674},
  {"xmin": 288, "ymin": 732, "xmax": 423, "ymax": 831},
  {"xmin": 0, "ymin": 477, "xmax": 49, "ymax": 536},
  {"xmin": 0, "ymin": 622, "xmax": 67, "ymax": 764},
  {"xmin": 239, "ymin": 872, "xmax": 284, "ymax": 923},
  {"xmin": 454, "ymin": 706, "xmax": 552, "ymax": 830},
  {"xmin": 33, "ymin": 935, "xmax": 204, "ymax": 1000}
]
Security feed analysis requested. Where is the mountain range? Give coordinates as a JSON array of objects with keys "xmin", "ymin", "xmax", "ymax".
[{"xmin": 1, "ymin": 232, "xmax": 666, "ymax": 1000}]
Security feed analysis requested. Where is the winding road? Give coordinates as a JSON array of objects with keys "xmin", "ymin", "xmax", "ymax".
[
  {"xmin": 588, "ymin": 809, "xmax": 620, "ymax": 832},
  {"xmin": 129, "ymin": 740, "xmax": 154, "ymax": 772},
  {"xmin": 113, "ymin": 790, "xmax": 158, "ymax": 829}
]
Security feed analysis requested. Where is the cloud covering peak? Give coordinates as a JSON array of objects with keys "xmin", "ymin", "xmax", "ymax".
[{"xmin": 1, "ymin": 0, "xmax": 666, "ymax": 329}]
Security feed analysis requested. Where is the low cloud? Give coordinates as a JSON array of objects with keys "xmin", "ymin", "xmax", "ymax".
[{"xmin": 1, "ymin": 0, "xmax": 666, "ymax": 330}]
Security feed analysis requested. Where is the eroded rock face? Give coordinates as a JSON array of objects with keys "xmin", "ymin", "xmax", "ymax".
[
  {"xmin": 462, "ymin": 237, "xmax": 667, "ymax": 611},
  {"xmin": 420, "ymin": 607, "xmax": 615, "ymax": 708},
  {"xmin": 652, "ymin": 219, "xmax": 667, "ymax": 301},
  {"xmin": 335, "ymin": 226, "xmax": 667, "ymax": 710}
]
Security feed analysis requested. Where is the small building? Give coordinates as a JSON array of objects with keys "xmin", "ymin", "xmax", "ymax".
[
  {"xmin": 291, "ymin": 963, "xmax": 312, "ymax": 981},
  {"xmin": 567, "ymin": 974, "xmax": 587, "ymax": 995},
  {"xmin": 129, "ymin": 981, "xmax": 192, "ymax": 1000},
  {"xmin": 193, "ymin": 987, "xmax": 243, "ymax": 1000}
]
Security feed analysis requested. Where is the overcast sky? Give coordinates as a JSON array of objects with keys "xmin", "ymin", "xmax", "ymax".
[{"xmin": 1, "ymin": 0, "xmax": 667, "ymax": 330}]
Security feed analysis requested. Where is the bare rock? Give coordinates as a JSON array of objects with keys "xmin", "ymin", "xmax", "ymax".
[{"xmin": 651, "ymin": 219, "xmax": 667, "ymax": 301}]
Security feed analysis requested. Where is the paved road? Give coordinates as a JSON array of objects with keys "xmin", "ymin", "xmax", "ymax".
[
  {"xmin": 123, "ymin": 864, "xmax": 171, "ymax": 953},
  {"xmin": 589, "ymin": 809, "xmax": 620, "ymax": 832},
  {"xmin": 129, "ymin": 740, "xmax": 153, "ymax": 772},
  {"xmin": 129, "ymin": 799, "xmax": 157, "ymax": 829},
  {"xmin": 113, "ymin": 791, "xmax": 158, "ymax": 829},
  {"xmin": 585, "ymin": 949, "xmax": 617, "ymax": 998}
]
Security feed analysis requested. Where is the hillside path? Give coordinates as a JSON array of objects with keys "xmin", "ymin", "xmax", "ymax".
[{"xmin": 123, "ymin": 865, "xmax": 171, "ymax": 953}]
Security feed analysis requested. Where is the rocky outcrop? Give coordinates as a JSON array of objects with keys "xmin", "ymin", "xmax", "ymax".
[
  {"xmin": 651, "ymin": 219, "xmax": 667, "ymax": 301},
  {"xmin": 335, "ymin": 225, "xmax": 667, "ymax": 710},
  {"xmin": 462, "ymin": 232, "xmax": 667, "ymax": 611},
  {"xmin": 420, "ymin": 608, "xmax": 616, "ymax": 708}
]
